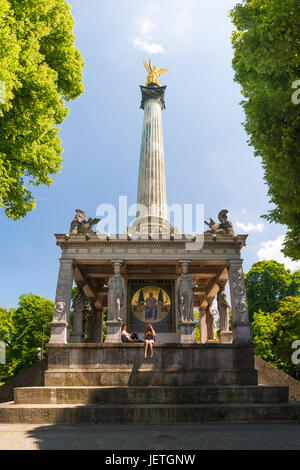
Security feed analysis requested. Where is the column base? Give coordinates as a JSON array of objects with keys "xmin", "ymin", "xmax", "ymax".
[
  {"xmin": 233, "ymin": 325, "xmax": 253, "ymax": 344},
  {"xmin": 49, "ymin": 321, "xmax": 68, "ymax": 344},
  {"xmin": 69, "ymin": 333, "xmax": 83, "ymax": 344},
  {"xmin": 220, "ymin": 331, "xmax": 233, "ymax": 344},
  {"xmin": 178, "ymin": 321, "xmax": 196, "ymax": 344},
  {"xmin": 105, "ymin": 320, "xmax": 123, "ymax": 343}
]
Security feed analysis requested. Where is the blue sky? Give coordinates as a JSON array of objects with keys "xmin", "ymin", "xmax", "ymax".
[{"xmin": 1, "ymin": 0, "xmax": 299, "ymax": 309}]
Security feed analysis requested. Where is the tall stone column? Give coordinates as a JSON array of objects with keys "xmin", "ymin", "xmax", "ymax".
[
  {"xmin": 105, "ymin": 260, "xmax": 126, "ymax": 343},
  {"xmin": 49, "ymin": 259, "xmax": 74, "ymax": 344},
  {"xmin": 228, "ymin": 259, "xmax": 252, "ymax": 344},
  {"xmin": 133, "ymin": 84, "xmax": 171, "ymax": 235},
  {"xmin": 70, "ymin": 285, "xmax": 84, "ymax": 343},
  {"xmin": 199, "ymin": 307, "xmax": 207, "ymax": 344}
]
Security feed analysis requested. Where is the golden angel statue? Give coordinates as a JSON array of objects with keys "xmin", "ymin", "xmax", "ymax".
[{"xmin": 143, "ymin": 59, "xmax": 168, "ymax": 87}]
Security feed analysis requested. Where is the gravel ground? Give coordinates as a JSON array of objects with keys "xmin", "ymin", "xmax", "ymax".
[{"xmin": 0, "ymin": 422, "xmax": 299, "ymax": 450}]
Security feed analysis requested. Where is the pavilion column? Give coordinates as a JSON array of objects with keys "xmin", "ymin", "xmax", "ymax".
[
  {"xmin": 70, "ymin": 285, "xmax": 84, "ymax": 343},
  {"xmin": 206, "ymin": 297, "xmax": 217, "ymax": 342},
  {"xmin": 199, "ymin": 307, "xmax": 207, "ymax": 344},
  {"xmin": 228, "ymin": 259, "xmax": 252, "ymax": 344},
  {"xmin": 105, "ymin": 260, "xmax": 126, "ymax": 343},
  {"xmin": 176, "ymin": 261, "xmax": 196, "ymax": 344},
  {"xmin": 87, "ymin": 302, "xmax": 104, "ymax": 343},
  {"xmin": 49, "ymin": 259, "xmax": 74, "ymax": 344}
]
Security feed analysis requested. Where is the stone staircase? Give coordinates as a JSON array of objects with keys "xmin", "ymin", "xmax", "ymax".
[
  {"xmin": 0, "ymin": 385, "xmax": 299, "ymax": 424},
  {"xmin": 0, "ymin": 344, "xmax": 299, "ymax": 424}
]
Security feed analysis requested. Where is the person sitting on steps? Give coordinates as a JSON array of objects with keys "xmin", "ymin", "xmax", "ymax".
[{"xmin": 121, "ymin": 324, "xmax": 143, "ymax": 343}]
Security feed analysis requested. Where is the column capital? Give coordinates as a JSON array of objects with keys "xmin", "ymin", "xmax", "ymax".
[
  {"xmin": 111, "ymin": 259, "xmax": 124, "ymax": 274},
  {"xmin": 59, "ymin": 258, "xmax": 74, "ymax": 265},
  {"xmin": 217, "ymin": 279, "xmax": 227, "ymax": 290},
  {"xmin": 228, "ymin": 258, "xmax": 244, "ymax": 266},
  {"xmin": 140, "ymin": 84, "xmax": 166, "ymax": 110},
  {"xmin": 178, "ymin": 260, "xmax": 191, "ymax": 273}
]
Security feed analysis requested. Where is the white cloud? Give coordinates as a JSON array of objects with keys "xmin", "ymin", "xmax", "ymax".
[
  {"xmin": 257, "ymin": 235, "xmax": 300, "ymax": 272},
  {"xmin": 132, "ymin": 36, "xmax": 164, "ymax": 55},
  {"xmin": 131, "ymin": 2, "xmax": 196, "ymax": 56},
  {"xmin": 236, "ymin": 221, "xmax": 264, "ymax": 233},
  {"xmin": 141, "ymin": 19, "xmax": 154, "ymax": 36}
]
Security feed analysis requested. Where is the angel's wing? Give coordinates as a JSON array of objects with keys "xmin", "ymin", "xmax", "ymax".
[
  {"xmin": 157, "ymin": 68, "xmax": 168, "ymax": 78},
  {"xmin": 143, "ymin": 59, "xmax": 151, "ymax": 73},
  {"xmin": 76, "ymin": 209, "xmax": 86, "ymax": 220}
]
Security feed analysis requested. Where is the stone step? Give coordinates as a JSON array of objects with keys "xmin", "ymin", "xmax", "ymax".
[
  {"xmin": 0, "ymin": 402, "xmax": 299, "ymax": 424},
  {"xmin": 14, "ymin": 385, "xmax": 289, "ymax": 405},
  {"xmin": 44, "ymin": 369, "xmax": 258, "ymax": 387}
]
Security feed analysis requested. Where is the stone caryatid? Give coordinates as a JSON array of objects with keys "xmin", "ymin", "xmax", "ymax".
[
  {"xmin": 107, "ymin": 261, "xmax": 126, "ymax": 322},
  {"xmin": 69, "ymin": 209, "xmax": 100, "ymax": 235},
  {"xmin": 206, "ymin": 298, "xmax": 217, "ymax": 342},
  {"xmin": 176, "ymin": 262, "xmax": 194, "ymax": 322},
  {"xmin": 217, "ymin": 281, "xmax": 231, "ymax": 333},
  {"xmin": 205, "ymin": 210, "xmax": 235, "ymax": 235}
]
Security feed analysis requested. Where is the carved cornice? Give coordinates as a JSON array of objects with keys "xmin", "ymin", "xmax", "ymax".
[{"xmin": 55, "ymin": 233, "xmax": 247, "ymax": 252}]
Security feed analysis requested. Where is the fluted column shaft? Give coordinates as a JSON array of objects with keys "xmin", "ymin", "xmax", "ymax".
[{"xmin": 137, "ymin": 99, "xmax": 167, "ymax": 221}]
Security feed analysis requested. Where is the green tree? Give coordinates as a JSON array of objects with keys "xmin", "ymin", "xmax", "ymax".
[
  {"xmin": 252, "ymin": 297, "xmax": 300, "ymax": 378},
  {"xmin": 0, "ymin": 307, "xmax": 15, "ymax": 349},
  {"xmin": 0, "ymin": 0, "xmax": 84, "ymax": 219},
  {"xmin": 273, "ymin": 296, "xmax": 300, "ymax": 377},
  {"xmin": 230, "ymin": 0, "xmax": 300, "ymax": 260},
  {"xmin": 0, "ymin": 294, "xmax": 53, "ymax": 381},
  {"xmin": 245, "ymin": 261, "xmax": 300, "ymax": 321},
  {"xmin": 252, "ymin": 310, "xmax": 278, "ymax": 363}
]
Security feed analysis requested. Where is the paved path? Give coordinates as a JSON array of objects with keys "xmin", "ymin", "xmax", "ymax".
[{"xmin": 0, "ymin": 422, "xmax": 299, "ymax": 450}]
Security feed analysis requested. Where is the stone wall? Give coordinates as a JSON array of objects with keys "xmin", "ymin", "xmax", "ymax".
[
  {"xmin": 0, "ymin": 359, "xmax": 48, "ymax": 403},
  {"xmin": 255, "ymin": 356, "xmax": 300, "ymax": 401}
]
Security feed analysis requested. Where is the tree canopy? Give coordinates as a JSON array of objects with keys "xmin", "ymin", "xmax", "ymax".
[
  {"xmin": 0, "ymin": 0, "xmax": 84, "ymax": 219},
  {"xmin": 0, "ymin": 293, "xmax": 53, "ymax": 380},
  {"xmin": 252, "ymin": 296, "xmax": 300, "ymax": 377},
  {"xmin": 230, "ymin": 0, "xmax": 300, "ymax": 260},
  {"xmin": 245, "ymin": 260, "xmax": 300, "ymax": 321}
]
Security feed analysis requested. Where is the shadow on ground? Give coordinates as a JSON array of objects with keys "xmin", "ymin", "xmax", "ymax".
[{"xmin": 0, "ymin": 422, "xmax": 300, "ymax": 450}]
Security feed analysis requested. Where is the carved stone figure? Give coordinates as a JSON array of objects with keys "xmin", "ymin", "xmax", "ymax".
[
  {"xmin": 107, "ymin": 262, "xmax": 126, "ymax": 322},
  {"xmin": 217, "ymin": 282, "xmax": 231, "ymax": 332},
  {"xmin": 205, "ymin": 209, "xmax": 235, "ymax": 235},
  {"xmin": 176, "ymin": 263, "xmax": 194, "ymax": 322},
  {"xmin": 69, "ymin": 209, "xmax": 100, "ymax": 234},
  {"xmin": 206, "ymin": 302, "xmax": 217, "ymax": 341}
]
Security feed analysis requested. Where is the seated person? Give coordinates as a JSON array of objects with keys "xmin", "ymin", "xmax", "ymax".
[{"xmin": 121, "ymin": 324, "xmax": 143, "ymax": 343}]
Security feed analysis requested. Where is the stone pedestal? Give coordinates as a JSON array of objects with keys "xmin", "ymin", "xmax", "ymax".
[
  {"xmin": 178, "ymin": 321, "xmax": 196, "ymax": 344},
  {"xmin": 50, "ymin": 259, "xmax": 74, "ymax": 344},
  {"xmin": 220, "ymin": 331, "xmax": 233, "ymax": 343},
  {"xmin": 105, "ymin": 320, "xmax": 123, "ymax": 344}
]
